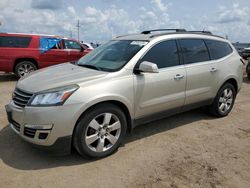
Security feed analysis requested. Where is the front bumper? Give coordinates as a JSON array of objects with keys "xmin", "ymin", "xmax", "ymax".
[{"xmin": 5, "ymin": 102, "xmax": 83, "ymax": 155}]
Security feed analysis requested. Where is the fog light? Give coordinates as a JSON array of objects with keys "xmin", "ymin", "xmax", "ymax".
[
  {"xmin": 38, "ymin": 133, "xmax": 49, "ymax": 139},
  {"xmin": 25, "ymin": 124, "xmax": 53, "ymax": 130}
]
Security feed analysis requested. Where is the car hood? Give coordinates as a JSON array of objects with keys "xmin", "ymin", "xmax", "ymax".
[{"xmin": 17, "ymin": 63, "xmax": 108, "ymax": 93}]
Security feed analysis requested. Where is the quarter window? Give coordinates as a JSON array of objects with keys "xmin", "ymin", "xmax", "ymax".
[
  {"xmin": 205, "ymin": 40, "xmax": 233, "ymax": 60},
  {"xmin": 140, "ymin": 40, "xmax": 179, "ymax": 69},
  {"xmin": 179, "ymin": 39, "xmax": 210, "ymax": 64},
  {"xmin": 0, "ymin": 36, "xmax": 31, "ymax": 48}
]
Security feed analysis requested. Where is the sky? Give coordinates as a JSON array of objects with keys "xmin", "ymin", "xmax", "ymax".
[{"xmin": 0, "ymin": 0, "xmax": 250, "ymax": 43}]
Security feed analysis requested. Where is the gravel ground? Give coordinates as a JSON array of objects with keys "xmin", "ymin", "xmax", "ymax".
[{"xmin": 0, "ymin": 72, "xmax": 249, "ymax": 188}]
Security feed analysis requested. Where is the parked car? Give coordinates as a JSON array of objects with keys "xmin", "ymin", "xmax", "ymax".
[
  {"xmin": 0, "ymin": 33, "xmax": 91, "ymax": 77},
  {"xmin": 80, "ymin": 42, "xmax": 94, "ymax": 50},
  {"xmin": 5, "ymin": 29, "xmax": 243, "ymax": 158},
  {"xmin": 246, "ymin": 60, "xmax": 250, "ymax": 79},
  {"xmin": 240, "ymin": 47, "xmax": 250, "ymax": 60}
]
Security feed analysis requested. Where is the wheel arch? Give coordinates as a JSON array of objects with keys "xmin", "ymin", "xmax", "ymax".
[
  {"xmin": 222, "ymin": 78, "xmax": 238, "ymax": 94},
  {"xmin": 13, "ymin": 58, "xmax": 39, "ymax": 72},
  {"xmin": 73, "ymin": 100, "xmax": 133, "ymax": 139}
]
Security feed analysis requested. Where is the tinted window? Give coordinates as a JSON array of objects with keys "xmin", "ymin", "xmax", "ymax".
[
  {"xmin": 179, "ymin": 39, "xmax": 210, "ymax": 64},
  {"xmin": 140, "ymin": 40, "xmax": 179, "ymax": 69},
  {"xmin": 205, "ymin": 40, "xmax": 233, "ymax": 60},
  {"xmin": 64, "ymin": 40, "xmax": 81, "ymax": 50},
  {"xmin": 0, "ymin": 36, "xmax": 31, "ymax": 48}
]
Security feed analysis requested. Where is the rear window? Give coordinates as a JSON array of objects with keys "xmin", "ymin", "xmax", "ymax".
[
  {"xmin": 205, "ymin": 40, "xmax": 233, "ymax": 60},
  {"xmin": 0, "ymin": 36, "xmax": 32, "ymax": 48},
  {"xmin": 179, "ymin": 39, "xmax": 210, "ymax": 64}
]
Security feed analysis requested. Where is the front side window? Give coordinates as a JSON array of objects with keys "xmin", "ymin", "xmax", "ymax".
[
  {"xmin": 77, "ymin": 40, "xmax": 147, "ymax": 72},
  {"xmin": 205, "ymin": 40, "xmax": 233, "ymax": 60},
  {"xmin": 0, "ymin": 36, "xmax": 31, "ymax": 48},
  {"xmin": 179, "ymin": 39, "xmax": 210, "ymax": 64},
  {"xmin": 140, "ymin": 40, "xmax": 179, "ymax": 69},
  {"xmin": 64, "ymin": 40, "xmax": 82, "ymax": 50}
]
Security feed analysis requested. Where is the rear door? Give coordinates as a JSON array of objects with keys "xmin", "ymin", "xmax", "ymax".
[
  {"xmin": 39, "ymin": 38, "xmax": 68, "ymax": 68},
  {"xmin": 134, "ymin": 40, "xmax": 186, "ymax": 119},
  {"xmin": 178, "ymin": 39, "xmax": 218, "ymax": 107}
]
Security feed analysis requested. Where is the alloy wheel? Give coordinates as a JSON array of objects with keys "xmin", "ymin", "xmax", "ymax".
[
  {"xmin": 84, "ymin": 113, "xmax": 121, "ymax": 153},
  {"xmin": 218, "ymin": 88, "xmax": 234, "ymax": 114},
  {"xmin": 18, "ymin": 63, "xmax": 35, "ymax": 77}
]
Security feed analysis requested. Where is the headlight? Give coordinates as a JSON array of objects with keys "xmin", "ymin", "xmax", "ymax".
[{"xmin": 29, "ymin": 85, "xmax": 79, "ymax": 106}]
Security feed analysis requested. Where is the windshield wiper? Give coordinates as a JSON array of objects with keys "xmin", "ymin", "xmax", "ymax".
[{"xmin": 78, "ymin": 64, "xmax": 101, "ymax": 71}]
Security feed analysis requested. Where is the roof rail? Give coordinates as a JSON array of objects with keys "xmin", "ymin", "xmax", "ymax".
[
  {"xmin": 188, "ymin": 31, "xmax": 212, "ymax": 34},
  {"xmin": 141, "ymin": 29, "xmax": 186, "ymax": 34}
]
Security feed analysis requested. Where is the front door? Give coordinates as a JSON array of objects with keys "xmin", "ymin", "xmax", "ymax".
[
  {"xmin": 134, "ymin": 40, "xmax": 186, "ymax": 119},
  {"xmin": 63, "ymin": 39, "xmax": 85, "ymax": 62}
]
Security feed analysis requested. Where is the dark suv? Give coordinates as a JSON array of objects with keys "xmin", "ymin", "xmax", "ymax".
[{"xmin": 0, "ymin": 33, "xmax": 91, "ymax": 77}]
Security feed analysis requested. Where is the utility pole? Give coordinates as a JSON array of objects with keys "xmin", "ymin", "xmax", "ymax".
[
  {"xmin": 69, "ymin": 30, "xmax": 73, "ymax": 38},
  {"xmin": 76, "ymin": 20, "xmax": 80, "ymax": 41}
]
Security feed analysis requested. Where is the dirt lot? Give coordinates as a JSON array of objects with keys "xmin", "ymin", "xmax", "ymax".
[{"xmin": 0, "ymin": 73, "xmax": 250, "ymax": 188}]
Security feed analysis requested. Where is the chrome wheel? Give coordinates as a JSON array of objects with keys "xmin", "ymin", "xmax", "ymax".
[
  {"xmin": 17, "ymin": 63, "xmax": 36, "ymax": 77},
  {"xmin": 85, "ymin": 113, "xmax": 121, "ymax": 153},
  {"xmin": 218, "ymin": 88, "xmax": 233, "ymax": 114}
]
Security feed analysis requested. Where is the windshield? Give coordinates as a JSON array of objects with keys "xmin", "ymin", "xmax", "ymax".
[{"xmin": 77, "ymin": 40, "xmax": 148, "ymax": 72}]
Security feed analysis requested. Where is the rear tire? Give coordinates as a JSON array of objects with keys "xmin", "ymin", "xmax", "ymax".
[
  {"xmin": 209, "ymin": 83, "xmax": 236, "ymax": 117},
  {"xmin": 73, "ymin": 103, "xmax": 127, "ymax": 159},
  {"xmin": 14, "ymin": 61, "xmax": 37, "ymax": 78}
]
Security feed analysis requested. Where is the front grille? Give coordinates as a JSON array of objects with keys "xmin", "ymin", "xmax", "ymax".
[
  {"xmin": 12, "ymin": 121, "xmax": 21, "ymax": 132},
  {"xmin": 24, "ymin": 127, "xmax": 36, "ymax": 138},
  {"xmin": 12, "ymin": 88, "xmax": 33, "ymax": 108}
]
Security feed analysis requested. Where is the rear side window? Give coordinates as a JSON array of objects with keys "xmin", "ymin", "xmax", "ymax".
[
  {"xmin": 0, "ymin": 36, "xmax": 31, "ymax": 48},
  {"xmin": 140, "ymin": 40, "xmax": 179, "ymax": 69},
  {"xmin": 205, "ymin": 40, "xmax": 233, "ymax": 60},
  {"xmin": 179, "ymin": 39, "xmax": 210, "ymax": 64}
]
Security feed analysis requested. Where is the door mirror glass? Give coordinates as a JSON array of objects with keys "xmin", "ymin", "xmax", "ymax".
[{"xmin": 138, "ymin": 61, "xmax": 159, "ymax": 73}]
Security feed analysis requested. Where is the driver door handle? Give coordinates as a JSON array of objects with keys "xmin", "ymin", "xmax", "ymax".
[
  {"xmin": 174, "ymin": 74, "xmax": 184, "ymax": 80},
  {"xmin": 210, "ymin": 68, "xmax": 217, "ymax": 72}
]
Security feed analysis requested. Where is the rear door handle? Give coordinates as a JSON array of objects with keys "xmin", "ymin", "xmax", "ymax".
[
  {"xmin": 210, "ymin": 68, "xmax": 217, "ymax": 72},
  {"xmin": 174, "ymin": 74, "xmax": 184, "ymax": 80}
]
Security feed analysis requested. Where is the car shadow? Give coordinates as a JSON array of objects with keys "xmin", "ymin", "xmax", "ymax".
[
  {"xmin": 0, "ymin": 108, "xmax": 214, "ymax": 170},
  {"xmin": 0, "ymin": 73, "xmax": 18, "ymax": 82}
]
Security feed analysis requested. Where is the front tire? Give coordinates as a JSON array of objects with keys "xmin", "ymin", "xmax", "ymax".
[
  {"xmin": 14, "ymin": 61, "xmax": 37, "ymax": 78},
  {"xmin": 209, "ymin": 83, "xmax": 236, "ymax": 117},
  {"xmin": 73, "ymin": 103, "xmax": 127, "ymax": 158}
]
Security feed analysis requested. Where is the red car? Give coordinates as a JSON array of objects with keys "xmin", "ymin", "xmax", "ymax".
[{"xmin": 0, "ymin": 33, "xmax": 92, "ymax": 77}]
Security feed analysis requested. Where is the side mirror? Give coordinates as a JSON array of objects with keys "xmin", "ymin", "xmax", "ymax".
[
  {"xmin": 80, "ymin": 46, "xmax": 85, "ymax": 52},
  {"xmin": 138, "ymin": 61, "xmax": 159, "ymax": 73}
]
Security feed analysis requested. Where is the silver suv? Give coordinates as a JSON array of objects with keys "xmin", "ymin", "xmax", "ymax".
[{"xmin": 5, "ymin": 29, "xmax": 243, "ymax": 158}]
